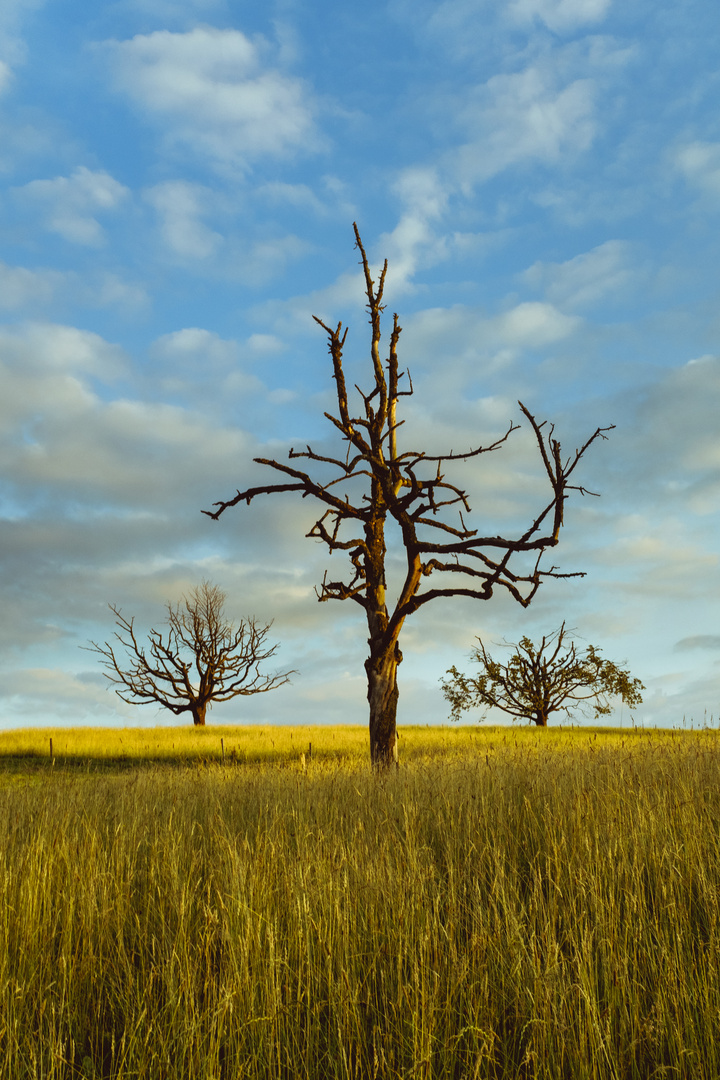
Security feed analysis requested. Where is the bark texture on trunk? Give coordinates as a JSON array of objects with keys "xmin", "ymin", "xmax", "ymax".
[
  {"xmin": 192, "ymin": 702, "xmax": 207, "ymax": 726},
  {"xmin": 366, "ymin": 642, "xmax": 401, "ymax": 767}
]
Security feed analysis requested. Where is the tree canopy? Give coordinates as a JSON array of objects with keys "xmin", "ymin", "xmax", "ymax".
[{"xmin": 442, "ymin": 623, "xmax": 644, "ymax": 727}]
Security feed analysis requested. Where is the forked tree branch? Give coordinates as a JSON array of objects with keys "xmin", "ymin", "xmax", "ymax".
[
  {"xmin": 205, "ymin": 224, "xmax": 613, "ymax": 662},
  {"xmin": 88, "ymin": 583, "xmax": 294, "ymax": 723}
]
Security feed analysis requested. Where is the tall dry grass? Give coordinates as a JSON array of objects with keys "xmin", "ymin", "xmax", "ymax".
[{"xmin": 0, "ymin": 729, "xmax": 719, "ymax": 1078}]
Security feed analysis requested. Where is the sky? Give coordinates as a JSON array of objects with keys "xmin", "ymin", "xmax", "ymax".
[{"xmin": 1, "ymin": 0, "xmax": 720, "ymax": 732}]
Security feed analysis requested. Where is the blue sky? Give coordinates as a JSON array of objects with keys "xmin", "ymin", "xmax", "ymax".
[{"xmin": 2, "ymin": 0, "xmax": 720, "ymax": 730}]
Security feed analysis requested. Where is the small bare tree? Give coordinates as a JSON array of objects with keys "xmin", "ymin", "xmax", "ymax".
[
  {"xmin": 442, "ymin": 624, "xmax": 644, "ymax": 726},
  {"xmin": 205, "ymin": 225, "xmax": 613, "ymax": 765},
  {"xmin": 90, "ymin": 581, "xmax": 293, "ymax": 725}
]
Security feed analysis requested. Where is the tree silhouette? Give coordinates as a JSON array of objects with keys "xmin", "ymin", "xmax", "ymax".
[
  {"xmin": 90, "ymin": 581, "xmax": 293, "ymax": 725},
  {"xmin": 206, "ymin": 225, "xmax": 613, "ymax": 764},
  {"xmin": 442, "ymin": 623, "xmax": 644, "ymax": 726}
]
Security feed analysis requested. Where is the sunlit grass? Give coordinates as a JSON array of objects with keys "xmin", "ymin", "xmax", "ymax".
[
  {"xmin": 1, "ymin": 727, "xmax": 719, "ymax": 1077},
  {"xmin": 0, "ymin": 720, "xmax": 695, "ymax": 770}
]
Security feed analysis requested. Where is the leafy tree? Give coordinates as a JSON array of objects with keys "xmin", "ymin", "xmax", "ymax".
[
  {"xmin": 442, "ymin": 623, "xmax": 644, "ymax": 726},
  {"xmin": 206, "ymin": 226, "xmax": 612, "ymax": 765},
  {"xmin": 90, "ymin": 581, "xmax": 293, "ymax": 726}
]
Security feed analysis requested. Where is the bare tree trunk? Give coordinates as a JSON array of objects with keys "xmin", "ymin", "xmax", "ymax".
[
  {"xmin": 192, "ymin": 702, "xmax": 207, "ymax": 726},
  {"xmin": 366, "ymin": 641, "xmax": 401, "ymax": 767}
]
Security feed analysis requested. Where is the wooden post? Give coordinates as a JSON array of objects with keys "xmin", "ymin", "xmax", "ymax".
[
  {"xmin": 221, "ymin": 738, "xmax": 225, "ymax": 764},
  {"xmin": 308, "ymin": 742, "xmax": 312, "ymax": 760},
  {"xmin": 49, "ymin": 738, "xmax": 53, "ymax": 759}
]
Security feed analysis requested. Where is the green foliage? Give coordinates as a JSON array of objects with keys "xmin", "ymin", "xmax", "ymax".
[
  {"xmin": 0, "ymin": 731, "xmax": 719, "ymax": 1078},
  {"xmin": 443, "ymin": 623, "xmax": 644, "ymax": 726}
]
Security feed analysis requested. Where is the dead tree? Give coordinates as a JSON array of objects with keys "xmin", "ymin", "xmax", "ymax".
[
  {"xmin": 442, "ymin": 623, "xmax": 644, "ymax": 726},
  {"xmin": 89, "ymin": 581, "xmax": 293, "ymax": 725},
  {"xmin": 205, "ymin": 225, "xmax": 612, "ymax": 765}
]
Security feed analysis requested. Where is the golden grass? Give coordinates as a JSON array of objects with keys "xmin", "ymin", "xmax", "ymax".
[
  {"xmin": 0, "ymin": 726, "xmax": 718, "ymax": 1078},
  {"xmin": 0, "ymin": 720, "xmax": 686, "ymax": 769}
]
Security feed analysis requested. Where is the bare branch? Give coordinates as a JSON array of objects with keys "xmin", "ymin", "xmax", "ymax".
[
  {"xmin": 88, "ymin": 582, "xmax": 295, "ymax": 725},
  {"xmin": 205, "ymin": 225, "xmax": 612, "ymax": 765}
]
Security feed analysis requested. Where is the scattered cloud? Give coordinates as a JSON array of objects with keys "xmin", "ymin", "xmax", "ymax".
[
  {"xmin": 402, "ymin": 299, "xmax": 581, "ymax": 383},
  {"xmin": 152, "ymin": 326, "xmax": 238, "ymax": 366},
  {"xmin": 0, "ymin": 667, "xmax": 126, "ymax": 719},
  {"xmin": 0, "ymin": 261, "xmax": 147, "ymax": 314},
  {"xmin": 522, "ymin": 240, "xmax": 638, "ymax": 310},
  {"xmin": 145, "ymin": 180, "xmax": 223, "ymax": 259},
  {"xmin": 676, "ymin": 636, "xmax": 720, "ymax": 652},
  {"xmin": 149, "ymin": 326, "xmax": 263, "ymax": 398},
  {"xmin": 507, "ymin": 0, "xmax": 613, "ymax": 34},
  {"xmin": 453, "ymin": 66, "xmax": 597, "ymax": 187},
  {"xmin": 628, "ymin": 354, "xmax": 720, "ymax": 498},
  {"xmin": 378, "ymin": 167, "xmax": 450, "ymax": 291},
  {"xmin": 0, "ymin": 0, "xmax": 46, "ymax": 68},
  {"xmin": 404, "ymin": 0, "xmax": 613, "ymax": 60},
  {"xmin": 0, "ymin": 261, "xmax": 64, "ymax": 309},
  {"xmin": 0, "ymin": 60, "xmax": 11, "ymax": 94},
  {"xmin": 13, "ymin": 166, "xmax": 129, "ymax": 246},
  {"xmin": 676, "ymin": 141, "xmax": 720, "ymax": 201},
  {"xmin": 257, "ymin": 180, "xmax": 343, "ymax": 218},
  {"xmin": 106, "ymin": 26, "xmax": 322, "ymax": 174}
]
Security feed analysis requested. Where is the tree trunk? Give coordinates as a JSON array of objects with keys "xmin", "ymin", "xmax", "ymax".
[
  {"xmin": 192, "ymin": 702, "xmax": 207, "ymax": 726},
  {"xmin": 366, "ymin": 642, "xmax": 401, "ymax": 768}
]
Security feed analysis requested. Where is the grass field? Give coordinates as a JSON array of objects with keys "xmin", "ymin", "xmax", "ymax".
[{"xmin": 1, "ymin": 724, "xmax": 719, "ymax": 1078}]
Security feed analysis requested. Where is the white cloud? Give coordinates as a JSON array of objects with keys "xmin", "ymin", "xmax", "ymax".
[
  {"xmin": 153, "ymin": 326, "xmax": 237, "ymax": 364},
  {"xmin": 247, "ymin": 333, "xmax": 284, "ymax": 355},
  {"xmin": 496, "ymin": 300, "xmax": 581, "ymax": 344},
  {"xmin": 149, "ymin": 327, "xmax": 262, "ymax": 396},
  {"xmin": 454, "ymin": 65, "xmax": 597, "ymax": 186},
  {"xmin": 257, "ymin": 181, "xmax": 333, "ymax": 217},
  {"xmin": 508, "ymin": 0, "xmax": 612, "ymax": 33},
  {"xmin": 14, "ymin": 166, "xmax": 129, "ymax": 245},
  {"xmin": 0, "ymin": 59, "xmax": 11, "ymax": 94},
  {"xmin": 649, "ymin": 355, "xmax": 720, "ymax": 453},
  {"xmin": 378, "ymin": 167, "xmax": 450, "ymax": 292},
  {"xmin": 0, "ymin": 323, "xmax": 267, "ymax": 513},
  {"xmin": 235, "ymin": 235, "xmax": 310, "ymax": 286},
  {"xmin": 0, "ymin": 667, "xmax": 125, "ymax": 718},
  {"xmin": 0, "ymin": 323, "xmax": 125, "ymax": 381},
  {"xmin": 0, "ymin": 261, "xmax": 63, "ymax": 308},
  {"xmin": 676, "ymin": 141, "xmax": 720, "ymax": 200},
  {"xmin": 0, "ymin": 0, "xmax": 45, "ymax": 67},
  {"xmin": 523, "ymin": 240, "xmax": 636, "ymax": 309},
  {"xmin": 0, "ymin": 261, "xmax": 147, "ymax": 314},
  {"xmin": 404, "ymin": 300, "xmax": 580, "ymax": 374},
  {"xmin": 407, "ymin": 0, "xmax": 613, "ymax": 62},
  {"xmin": 106, "ymin": 27, "xmax": 321, "ymax": 173},
  {"xmin": 87, "ymin": 274, "xmax": 148, "ymax": 312},
  {"xmin": 145, "ymin": 180, "xmax": 223, "ymax": 258}
]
